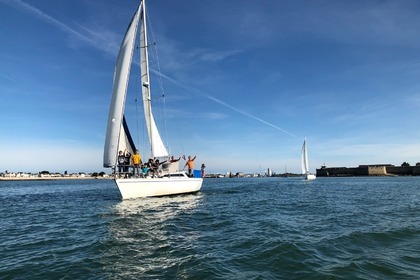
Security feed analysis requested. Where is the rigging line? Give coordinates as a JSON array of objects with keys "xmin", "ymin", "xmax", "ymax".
[
  {"xmin": 135, "ymin": 46, "xmax": 146, "ymax": 158},
  {"xmin": 145, "ymin": 5, "xmax": 169, "ymax": 147},
  {"xmin": 145, "ymin": 7, "xmax": 165, "ymax": 97},
  {"xmin": 135, "ymin": 77, "xmax": 140, "ymax": 153},
  {"xmin": 175, "ymin": 119, "xmax": 186, "ymax": 157},
  {"xmin": 162, "ymin": 94, "xmax": 170, "ymax": 153},
  {"xmin": 150, "ymin": 69, "xmax": 297, "ymax": 138}
]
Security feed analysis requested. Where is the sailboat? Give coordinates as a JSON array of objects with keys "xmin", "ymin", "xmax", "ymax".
[
  {"xmin": 301, "ymin": 138, "xmax": 316, "ymax": 180},
  {"xmin": 103, "ymin": 0, "xmax": 203, "ymax": 199}
]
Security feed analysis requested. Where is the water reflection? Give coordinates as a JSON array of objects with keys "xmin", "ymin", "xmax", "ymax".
[
  {"xmin": 114, "ymin": 193, "xmax": 202, "ymax": 218},
  {"xmin": 102, "ymin": 193, "xmax": 204, "ymax": 278}
]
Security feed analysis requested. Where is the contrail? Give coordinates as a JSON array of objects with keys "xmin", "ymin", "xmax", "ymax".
[
  {"xmin": 152, "ymin": 70, "xmax": 297, "ymax": 138},
  {"xmin": 2, "ymin": 0, "xmax": 296, "ymax": 138},
  {"xmin": 1, "ymin": 0, "xmax": 97, "ymax": 47},
  {"xmin": 0, "ymin": 73, "xmax": 17, "ymax": 83}
]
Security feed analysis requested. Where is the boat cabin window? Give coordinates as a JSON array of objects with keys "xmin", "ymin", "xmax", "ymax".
[{"xmin": 162, "ymin": 173, "xmax": 186, "ymax": 178}]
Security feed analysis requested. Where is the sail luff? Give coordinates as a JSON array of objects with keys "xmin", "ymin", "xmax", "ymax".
[
  {"xmin": 103, "ymin": 5, "xmax": 141, "ymax": 167},
  {"xmin": 139, "ymin": 0, "xmax": 169, "ymax": 158}
]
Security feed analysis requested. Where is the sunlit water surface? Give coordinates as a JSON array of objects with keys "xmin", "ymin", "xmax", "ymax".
[{"xmin": 1, "ymin": 177, "xmax": 419, "ymax": 279}]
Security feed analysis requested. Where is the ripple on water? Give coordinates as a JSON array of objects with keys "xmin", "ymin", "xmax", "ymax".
[{"xmin": 1, "ymin": 177, "xmax": 419, "ymax": 279}]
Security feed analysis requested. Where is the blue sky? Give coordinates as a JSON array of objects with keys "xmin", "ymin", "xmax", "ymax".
[{"xmin": 1, "ymin": 0, "xmax": 420, "ymax": 174}]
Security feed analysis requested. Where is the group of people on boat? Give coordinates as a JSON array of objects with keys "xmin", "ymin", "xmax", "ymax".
[{"xmin": 116, "ymin": 150, "xmax": 204, "ymax": 178}]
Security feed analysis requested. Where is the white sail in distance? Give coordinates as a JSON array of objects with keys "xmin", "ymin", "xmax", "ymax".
[{"xmin": 301, "ymin": 138, "xmax": 309, "ymax": 175}]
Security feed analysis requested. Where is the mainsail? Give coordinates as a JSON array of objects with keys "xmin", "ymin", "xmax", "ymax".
[{"xmin": 103, "ymin": 6, "xmax": 140, "ymax": 167}]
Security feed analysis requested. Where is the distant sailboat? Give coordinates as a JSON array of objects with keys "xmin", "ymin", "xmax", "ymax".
[
  {"xmin": 103, "ymin": 0, "xmax": 203, "ymax": 199},
  {"xmin": 301, "ymin": 138, "xmax": 316, "ymax": 180}
]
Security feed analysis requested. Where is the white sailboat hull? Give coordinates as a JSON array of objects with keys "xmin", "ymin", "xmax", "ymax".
[
  {"xmin": 115, "ymin": 176, "xmax": 203, "ymax": 199},
  {"xmin": 103, "ymin": 1, "xmax": 205, "ymax": 200},
  {"xmin": 305, "ymin": 173, "xmax": 316, "ymax": 180}
]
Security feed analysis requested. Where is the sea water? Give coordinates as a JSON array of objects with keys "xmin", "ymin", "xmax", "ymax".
[{"xmin": 0, "ymin": 177, "xmax": 419, "ymax": 279}]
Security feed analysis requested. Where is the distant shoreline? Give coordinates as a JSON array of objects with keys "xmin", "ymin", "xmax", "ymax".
[{"xmin": 0, "ymin": 177, "xmax": 112, "ymax": 181}]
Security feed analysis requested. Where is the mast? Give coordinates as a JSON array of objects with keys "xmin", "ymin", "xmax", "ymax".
[
  {"xmin": 140, "ymin": 0, "xmax": 152, "ymax": 156},
  {"xmin": 139, "ymin": 0, "xmax": 169, "ymax": 158}
]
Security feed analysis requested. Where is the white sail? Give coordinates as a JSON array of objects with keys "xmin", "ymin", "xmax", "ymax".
[
  {"xmin": 103, "ymin": 6, "xmax": 141, "ymax": 167},
  {"xmin": 139, "ymin": 0, "xmax": 168, "ymax": 158},
  {"xmin": 301, "ymin": 138, "xmax": 316, "ymax": 180},
  {"xmin": 301, "ymin": 139, "xmax": 309, "ymax": 174}
]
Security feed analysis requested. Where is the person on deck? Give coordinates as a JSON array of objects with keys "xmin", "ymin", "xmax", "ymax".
[
  {"xmin": 124, "ymin": 151, "xmax": 131, "ymax": 175},
  {"xmin": 140, "ymin": 164, "xmax": 149, "ymax": 178},
  {"xmin": 151, "ymin": 159, "xmax": 167, "ymax": 177},
  {"xmin": 117, "ymin": 151, "xmax": 125, "ymax": 175},
  {"xmin": 169, "ymin": 156, "xmax": 181, "ymax": 163},
  {"xmin": 184, "ymin": 155, "xmax": 197, "ymax": 177},
  {"xmin": 201, "ymin": 164, "xmax": 206, "ymax": 178},
  {"xmin": 132, "ymin": 150, "xmax": 142, "ymax": 177}
]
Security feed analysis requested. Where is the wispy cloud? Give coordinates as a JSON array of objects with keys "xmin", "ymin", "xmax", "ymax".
[
  {"xmin": 405, "ymin": 93, "xmax": 420, "ymax": 107},
  {"xmin": 149, "ymin": 31, "xmax": 244, "ymax": 74},
  {"xmin": 331, "ymin": 99, "xmax": 391, "ymax": 124},
  {"xmin": 212, "ymin": 1, "xmax": 420, "ymax": 49},
  {"xmin": 73, "ymin": 23, "xmax": 121, "ymax": 56},
  {"xmin": 0, "ymin": 73, "xmax": 17, "ymax": 83},
  {"xmin": 2, "ymin": 0, "xmax": 97, "ymax": 46},
  {"xmin": 202, "ymin": 112, "xmax": 228, "ymax": 120},
  {"xmin": 4, "ymin": 1, "xmax": 285, "ymax": 137},
  {"xmin": 199, "ymin": 49, "xmax": 243, "ymax": 62},
  {"xmin": 1, "ymin": 0, "xmax": 120, "ymax": 56},
  {"xmin": 152, "ymin": 69, "xmax": 297, "ymax": 138}
]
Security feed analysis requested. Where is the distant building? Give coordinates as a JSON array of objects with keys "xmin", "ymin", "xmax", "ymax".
[{"xmin": 317, "ymin": 164, "xmax": 420, "ymax": 177}]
